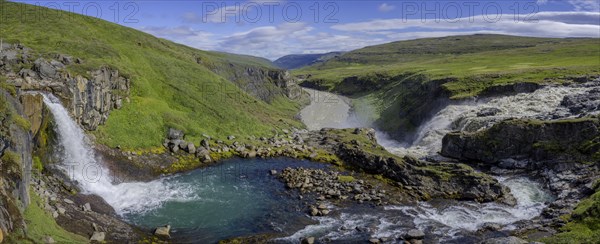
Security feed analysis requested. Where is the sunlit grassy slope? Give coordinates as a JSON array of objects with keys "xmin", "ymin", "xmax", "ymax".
[
  {"xmin": 0, "ymin": 1, "xmax": 303, "ymax": 149},
  {"xmin": 296, "ymin": 34, "xmax": 600, "ymax": 98}
]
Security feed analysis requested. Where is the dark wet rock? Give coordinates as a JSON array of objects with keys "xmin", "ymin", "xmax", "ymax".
[
  {"xmin": 560, "ymin": 88, "xmax": 600, "ymax": 114},
  {"xmin": 442, "ymin": 117, "xmax": 600, "ymax": 165},
  {"xmin": 479, "ymin": 223, "xmax": 502, "ymax": 232},
  {"xmin": 481, "ymin": 236, "xmax": 526, "ymax": 244},
  {"xmin": 479, "ymin": 82, "xmax": 541, "ymax": 97},
  {"xmin": 201, "ymin": 139, "xmax": 210, "ymax": 150},
  {"xmin": 477, "ymin": 107, "xmax": 502, "ymax": 117}
]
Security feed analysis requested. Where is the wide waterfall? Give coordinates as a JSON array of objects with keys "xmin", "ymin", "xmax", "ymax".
[
  {"xmin": 382, "ymin": 85, "xmax": 595, "ymax": 157},
  {"xmin": 42, "ymin": 94, "xmax": 197, "ymax": 215}
]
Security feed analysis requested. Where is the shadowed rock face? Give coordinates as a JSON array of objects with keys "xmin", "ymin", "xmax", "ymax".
[
  {"xmin": 0, "ymin": 89, "xmax": 33, "ymax": 236},
  {"xmin": 441, "ymin": 117, "xmax": 600, "ymax": 165},
  {"xmin": 209, "ymin": 64, "xmax": 303, "ymax": 102}
]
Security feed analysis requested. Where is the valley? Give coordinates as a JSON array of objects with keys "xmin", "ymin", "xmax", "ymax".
[{"xmin": 1, "ymin": 1, "xmax": 599, "ymax": 244}]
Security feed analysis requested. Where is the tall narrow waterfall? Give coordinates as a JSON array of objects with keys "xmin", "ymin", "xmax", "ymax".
[{"xmin": 42, "ymin": 94, "xmax": 196, "ymax": 215}]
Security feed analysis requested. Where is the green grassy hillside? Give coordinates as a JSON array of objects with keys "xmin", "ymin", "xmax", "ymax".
[
  {"xmin": 0, "ymin": 1, "xmax": 303, "ymax": 149},
  {"xmin": 297, "ymin": 34, "xmax": 600, "ymax": 98}
]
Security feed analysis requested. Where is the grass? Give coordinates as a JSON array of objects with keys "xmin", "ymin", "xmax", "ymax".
[
  {"xmin": 294, "ymin": 34, "xmax": 600, "ymax": 138},
  {"xmin": 296, "ymin": 34, "xmax": 600, "ymax": 99},
  {"xmin": 0, "ymin": 1, "xmax": 303, "ymax": 149},
  {"xmin": 22, "ymin": 189, "xmax": 88, "ymax": 244},
  {"xmin": 544, "ymin": 182, "xmax": 600, "ymax": 243},
  {"xmin": 337, "ymin": 175, "xmax": 355, "ymax": 183}
]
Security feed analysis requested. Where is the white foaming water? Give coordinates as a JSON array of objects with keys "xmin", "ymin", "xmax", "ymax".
[
  {"xmin": 42, "ymin": 94, "xmax": 197, "ymax": 215},
  {"xmin": 386, "ymin": 177, "xmax": 552, "ymax": 238},
  {"xmin": 281, "ymin": 177, "xmax": 552, "ymax": 242},
  {"xmin": 293, "ymin": 86, "xmax": 590, "ymax": 242},
  {"xmin": 381, "ymin": 85, "xmax": 594, "ymax": 157}
]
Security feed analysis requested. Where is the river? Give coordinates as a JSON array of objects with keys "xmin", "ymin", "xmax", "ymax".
[{"xmin": 41, "ymin": 82, "xmax": 596, "ymax": 243}]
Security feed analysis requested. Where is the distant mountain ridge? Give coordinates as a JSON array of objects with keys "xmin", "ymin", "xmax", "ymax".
[{"xmin": 274, "ymin": 52, "xmax": 345, "ymax": 70}]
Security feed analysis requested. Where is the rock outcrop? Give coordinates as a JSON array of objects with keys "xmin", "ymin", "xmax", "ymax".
[
  {"xmin": 441, "ymin": 116, "xmax": 600, "ymax": 230},
  {"xmin": 0, "ymin": 89, "xmax": 33, "ymax": 238},
  {"xmin": 1, "ymin": 43, "xmax": 130, "ymax": 131},
  {"xmin": 307, "ymin": 128, "xmax": 514, "ymax": 204},
  {"xmin": 441, "ymin": 117, "xmax": 600, "ymax": 164},
  {"xmin": 210, "ymin": 64, "xmax": 302, "ymax": 102}
]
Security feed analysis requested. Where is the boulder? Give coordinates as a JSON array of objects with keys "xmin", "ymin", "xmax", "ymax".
[
  {"xmin": 201, "ymin": 154, "xmax": 212, "ymax": 163},
  {"xmin": 187, "ymin": 143, "xmax": 196, "ymax": 154},
  {"xmin": 309, "ymin": 207, "xmax": 319, "ymax": 216},
  {"xmin": 33, "ymin": 58, "xmax": 58, "ymax": 79},
  {"xmin": 405, "ymin": 229, "xmax": 425, "ymax": 240},
  {"xmin": 90, "ymin": 232, "xmax": 105, "ymax": 242},
  {"xmin": 301, "ymin": 237, "xmax": 315, "ymax": 244},
  {"xmin": 201, "ymin": 139, "xmax": 210, "ymax": 149},
  {"xmin": 369, "ymin": 238, "xmax": 380, "ymax": 244},
  {"xmin": 63, "ymin": 198, "xmax": 74, "ymax": 204},
  {"xmin": 168, "ymin": 128, "xmax": 184, "ymax": 140},
  {"xmin": 154, "ymin": 225, "xmax": 171, "ymax": 238},
  {"xmin": 82, "ymin": 203, "xmax": 92, "ymax": 212}
]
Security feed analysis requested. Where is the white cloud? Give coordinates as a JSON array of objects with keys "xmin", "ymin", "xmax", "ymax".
[
  {"xmin": 331, "ymin": 11, "xmax": 600, "ymax": 39},
  {"xmin": 378, "ymin": 3, "xmax": 396, "ymax": 12},
  {"xmin": 218, "ymin": 22, "xmax": 378, "ymax": 59},
  {"xmin": 140, "ymin": 26, "xmax": 217, "ymax": 50},
  {"xmin": 568, "ymin": 0, "xmax": 600, "ymax": 11},
  {"xmin": 141, "ymin": 11, "xmax": 599, "ymax": 60}
]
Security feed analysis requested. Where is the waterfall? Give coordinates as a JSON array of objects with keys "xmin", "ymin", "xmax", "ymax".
[
  {"xmin": 381, "ymin": 85, "xmax": 595, "ymax": 157},
  {"xmin": 293, "ymin": 84, "xmax": 599, "ymax": 241},
  {"xmin": 42, "ymin": 94, "xmax": 197, "ymax": 215}
]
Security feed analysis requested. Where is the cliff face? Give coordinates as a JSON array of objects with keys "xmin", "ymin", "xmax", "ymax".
[
  {"xmin": 0, "ymin": 89, "xmax": 33, "ymax": 238},
  {"xmin": 441, "ymin": 117, "xmax": 600, "ymax": 165},
  {"xmin": 1, "ymin": 43, "xmax": 130, "ymax": 131},
  {"xmin": 210, "ymin": 63, "xmax": 302, "ymax": 102}
]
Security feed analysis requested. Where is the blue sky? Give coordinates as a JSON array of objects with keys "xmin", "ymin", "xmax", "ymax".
[{"xmin": 13, "ymin": 0, "xmax": 600, "ymax": 59}]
